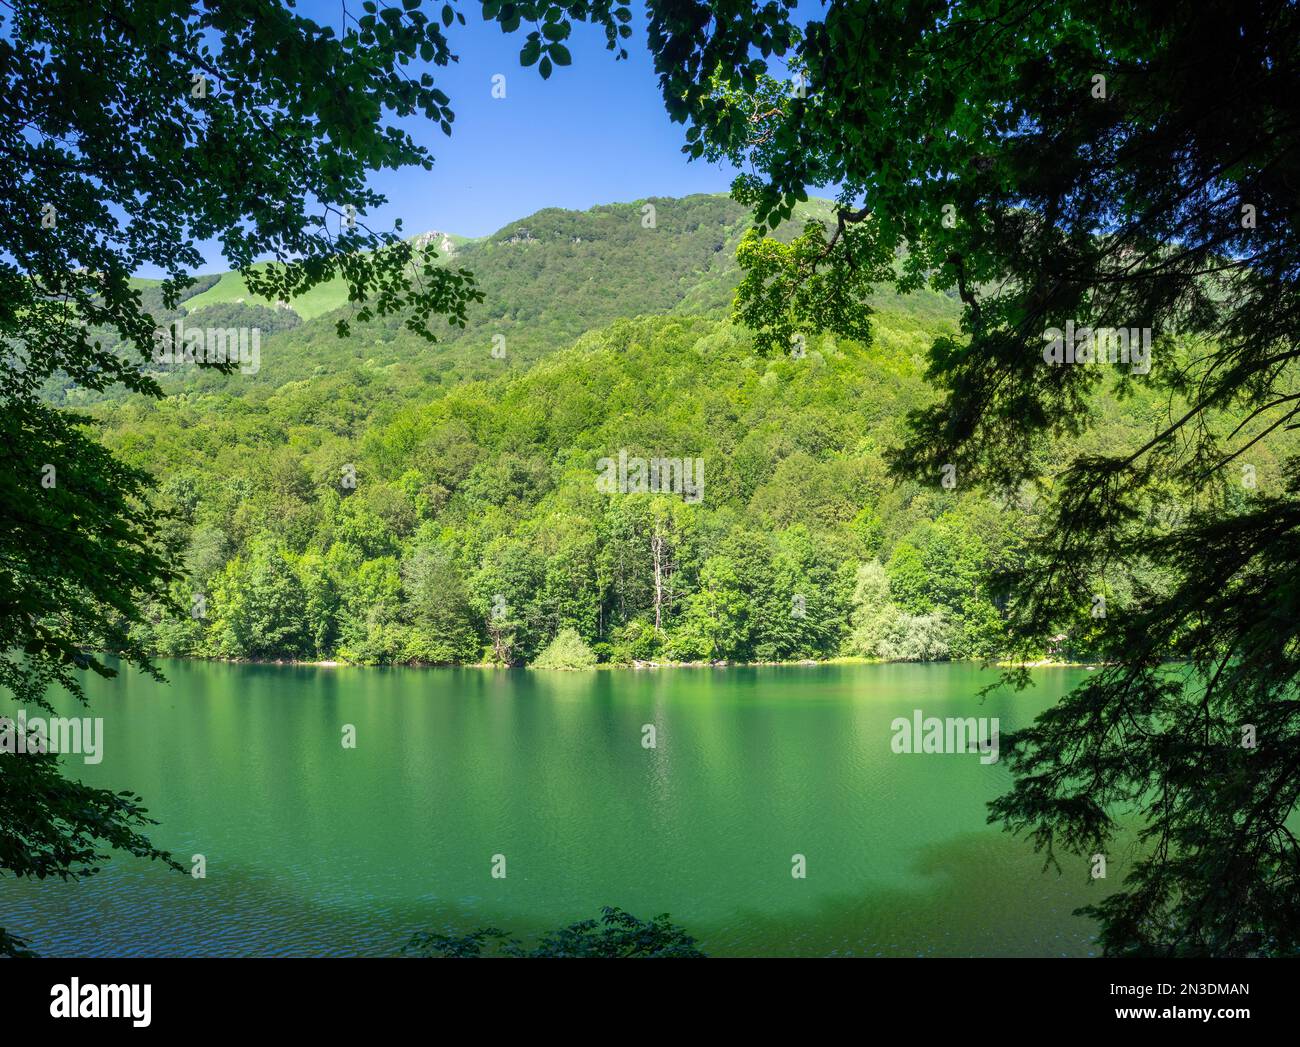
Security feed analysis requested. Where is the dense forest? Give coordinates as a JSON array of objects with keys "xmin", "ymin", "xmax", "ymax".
[{"xmin": 78, "ymin": 198, "xmax": 1291, "ymax": 668}]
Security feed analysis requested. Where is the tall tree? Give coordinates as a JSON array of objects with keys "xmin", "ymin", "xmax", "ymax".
[
  {"xmin": 594, "ymin": 0, "xmax": 1300, "ymax": 955},
  {"xmin": 0, "ymin": 0, "xmax": 632, "ymax": 954}
]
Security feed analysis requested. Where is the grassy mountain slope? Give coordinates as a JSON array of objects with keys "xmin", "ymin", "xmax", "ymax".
[
  {"xmin": 178, "ymin": 231, "xmax": 478, "ymax": 320},
  {"xmin": 57, "ymin": 195, "xmax": 959, "ymax": 407}
]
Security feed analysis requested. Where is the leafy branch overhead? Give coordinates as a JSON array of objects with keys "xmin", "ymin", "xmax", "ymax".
[
  {"xmin": 616, "ymin": 0, "xmax": 1300, "ymax": 957},
  {"xmin": 0, "ymin": 0, "xmax": 626, "ymax": 956},
  {"xmin": 482, "ymin": 0, "xmax": 634, "ymax": 78}
]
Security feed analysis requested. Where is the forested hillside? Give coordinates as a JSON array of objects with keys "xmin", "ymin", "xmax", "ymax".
[
  {"xmin": 83, "ymin": 196, "xmax": 1293, "ymax": 667},
  {"xmin": 55, "ymin": 195, "xmax": 956, "ymax": 406}
]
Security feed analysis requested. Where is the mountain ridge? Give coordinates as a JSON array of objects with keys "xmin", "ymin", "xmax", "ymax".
[{"xmin": 50, "ymin": 194, "xmax": 960, "ymax": 411}]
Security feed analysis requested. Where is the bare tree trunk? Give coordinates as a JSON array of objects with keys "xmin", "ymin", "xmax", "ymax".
[{"xmin": 651, "ymin": 520, "xmax": 664, "ymax": 635}]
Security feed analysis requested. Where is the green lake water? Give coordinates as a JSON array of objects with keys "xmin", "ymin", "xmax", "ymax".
[{"xmin": 2, "ymin": 660, "xmax": 1117, "ymax": 956}]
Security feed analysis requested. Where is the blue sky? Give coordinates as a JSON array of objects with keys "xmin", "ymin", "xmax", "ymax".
[
  {"xmin": 174, "ymin": 3, "xmax": 750, "ymax": 275},
  {"xmin": 364, "ymin": 10, "xmax": 745, "ymax": 239},
  {"xmin": 162, "ymin": 3, "xmax": 825, "ymax": 275},
  {"xmin": 152, "ymin": 2, "xmax": 824, "ymax": 276}
]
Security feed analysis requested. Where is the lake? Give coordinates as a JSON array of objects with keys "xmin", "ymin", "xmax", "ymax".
[{"xmin": 3, "ymin": 660, "xmax": 1115, "ymax": 956}]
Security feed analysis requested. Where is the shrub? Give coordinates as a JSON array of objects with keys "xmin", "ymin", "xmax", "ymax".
[{"xmin": 530, "ymin": 627, "xmax": 597, "ymax": 669}]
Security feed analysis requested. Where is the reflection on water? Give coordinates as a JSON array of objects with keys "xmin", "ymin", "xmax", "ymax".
[{"xmin": 2, "ymin": 661, "xmax": 1114, "ymax": 956}]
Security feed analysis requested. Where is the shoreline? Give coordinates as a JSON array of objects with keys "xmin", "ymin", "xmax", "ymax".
[{"xmin": 136, "ymin": 653, "xmax": 1095, "ymax": 671}]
